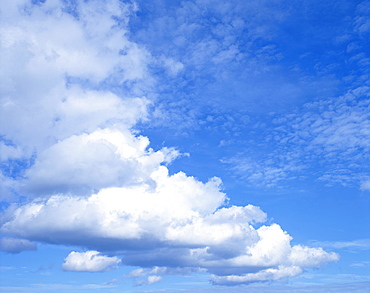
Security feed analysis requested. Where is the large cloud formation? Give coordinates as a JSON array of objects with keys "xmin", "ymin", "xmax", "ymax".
[{"xmin": 0, "ymin": 0, "xmax": 338, "ymax": 286}]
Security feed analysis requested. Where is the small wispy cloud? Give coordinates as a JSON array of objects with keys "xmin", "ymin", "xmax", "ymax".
[
  {"xmin": 351, "ymin": 261, "xmax": 370, "ymax": 268},
  {"xmin": 309, "ymin": 239, "xmax": 370, "ymax": 251}
]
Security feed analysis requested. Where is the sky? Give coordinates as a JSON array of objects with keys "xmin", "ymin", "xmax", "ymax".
[{"xmin": 0, "ymin": 0, "xmax": 370, "ymax": 292}]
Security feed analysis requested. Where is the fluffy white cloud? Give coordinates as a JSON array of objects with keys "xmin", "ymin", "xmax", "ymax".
[
  {"xmin": 1, "ymin": 156, "xmax": 338, "ymax": 283},
  {"xmin": 147, "ymin": 275, "xmax": 162, "ymax": 285},
  {"xmin": 0, "ymin": 0, "xmax": 150, "ymax": 153},
  {"xmin": 23, "ymin": 128, "xmax": 178, "ymax": 195},
  {"xmin": 62, "ymin": 251, "xmax": 121, "ymax": 272},
  {"xmin": 0, "ymin": 0, "xmax": 152, "ymax": 198},
  {"xmin": 2, "ymin": 164, "xmax": 227, "ymax": 246}
]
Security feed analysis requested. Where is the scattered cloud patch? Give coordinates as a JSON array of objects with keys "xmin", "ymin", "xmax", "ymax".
[{"xmin": 223, "ymin": 86, "xmax": 370, "ymax": 189}]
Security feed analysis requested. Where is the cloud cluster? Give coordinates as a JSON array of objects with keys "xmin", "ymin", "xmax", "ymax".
[
  {"xmin": 0, "ymin": 0, "xmax": 339, "ymax": 286},
  {"xmin": 2, "ymin": 149, "xmax": 339, "ymax": 283}
]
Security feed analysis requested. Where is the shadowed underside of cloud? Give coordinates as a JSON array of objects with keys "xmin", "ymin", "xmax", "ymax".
[{"xmin": 0, "ymin": 0, "xmax": 340, "ymax": 286}]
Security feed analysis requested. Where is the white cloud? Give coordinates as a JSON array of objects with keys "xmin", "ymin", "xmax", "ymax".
[
  {"xmin": 0, "ymin": 237, "xmax": 37, "ymax": 254},
  {"xmin": 211, "ymin": 265, "xmax": 303, "ymax": 285},
  {"xmin": 62, "ymin": 251, "xmax": 121, "ymax": 272},
  {"xmin": 147, "ymin": 275, "xmax": 162, "ymax": 285},
  {"xmin": 0, "ymin": 0, "xmax": 152, "ymax": 200},
  {"xmin": 2, "ymin": 165, "xmax": 227, "ymax": 245},
  {"xmin": 0, "ymin": 0, "xmax": 150, "ymax": 153},
  {"xmin": 310, "ymin": 239, "xmax": 370, "ymax": 251},
  {"xmin": 128, "ymin": 268, "xmax": 147, "ymax": 278},
  {"xmin": 23, "ymin": 128, "xmax": 178, "ymax": 195},
  {"xmin": 1, "ymin": 168, "xmax": 339, "ymax": 283},
  {"xmin": 351, "ymin": 261, "xmax": 370, "ymax": 268}
]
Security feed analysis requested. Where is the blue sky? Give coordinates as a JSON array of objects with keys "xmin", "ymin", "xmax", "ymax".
[{"xmin": 0, "ymin": 0, "xmax": 370, "ymax": 292}]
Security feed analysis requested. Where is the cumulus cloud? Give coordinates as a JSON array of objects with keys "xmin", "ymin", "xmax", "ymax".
[
  {"xmin": 0, "ymin": 0, "xmax": 150, "ymax": 153},
  {"xmin": 23, "ymin": 128, "xmax": 179, "ymax": 195},
  {"xmin": 147, "ymin": 275, "xmax": 162, "ymax": 285},
  {"xmin": 1, "ymin": 155, "xmax": 339, "ymax": 283},
  {"xmin": 0, "ymin": 0, "xmax": 151, "ymax": 198},
  {"xmin": 62, "ymin": 251, "xmax": 121, "ymax": 272}
]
